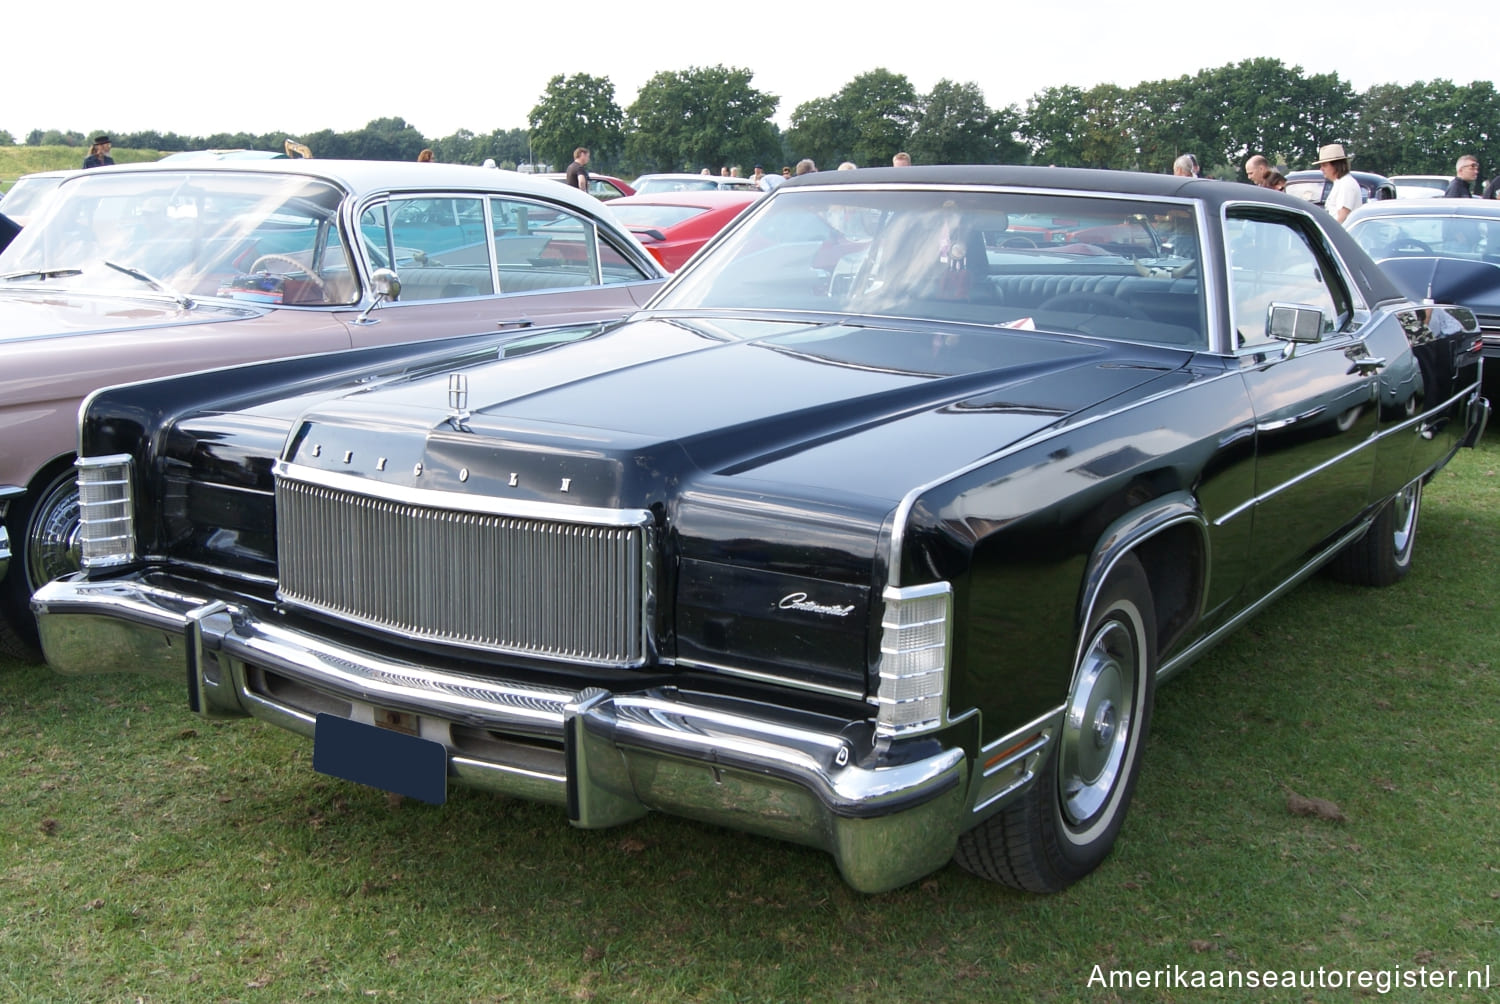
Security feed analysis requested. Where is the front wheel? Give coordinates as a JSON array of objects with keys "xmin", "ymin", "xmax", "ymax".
[
  {"xmin": 1, "ymin": 466, "xmax": 82, "ymax": 660},
  {"xmin": 955, "ymin": 554, "xmax": 1156, "ymax": 892}
]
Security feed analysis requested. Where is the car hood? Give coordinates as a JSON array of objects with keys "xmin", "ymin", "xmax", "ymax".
[
  {"xmin": 1378, "ymin": 257, "xmax": 1500, "ymax": 314},
  {"xmin": 280, "ymin": 315, "xmax": 1189, "ymax": 510},
  {"xmin": 0, "ymin": 287, "xmax": 258, "ymax": 343}
]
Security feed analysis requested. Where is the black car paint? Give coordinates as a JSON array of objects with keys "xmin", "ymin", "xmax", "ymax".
[
  {"xmin": 43, "ymin": 166, "xmax": 1487, "ymax": 891},
  {"xmin": 74, "ymin": 298, "xmax": 1480, "ymax": 744}
]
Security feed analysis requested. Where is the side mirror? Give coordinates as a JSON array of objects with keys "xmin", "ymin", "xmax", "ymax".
[
  {"xmin": 1267, "ymin": 302, "xmax": 1324, "ymax": 344},
  {"xmin": 369, "ymin": 267, "xmax": 401, "ymax": 303},
  {"xmin": 353, "ymin": 268, "xmax": 402, "ymax": 326}
]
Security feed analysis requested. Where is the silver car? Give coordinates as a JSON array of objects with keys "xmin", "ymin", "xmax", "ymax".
[{"xmin": 0, "ymin": 159, "xmax": 666, "ymax": 657}]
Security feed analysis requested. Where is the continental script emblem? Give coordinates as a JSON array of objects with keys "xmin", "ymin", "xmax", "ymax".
[{"xmin": 778, "ymin": 592, "xmax": 855, "ymax": 617}]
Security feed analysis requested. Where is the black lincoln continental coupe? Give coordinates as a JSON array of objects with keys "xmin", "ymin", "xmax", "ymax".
[{"xmin": 34, "ymin": 166, "xmax": 1489, "ymax": 894}]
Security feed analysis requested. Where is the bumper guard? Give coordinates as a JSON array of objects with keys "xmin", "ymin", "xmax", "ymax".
[{"xmin": 34, "ymin": 573, "xmax": 971, "ymax": 892}]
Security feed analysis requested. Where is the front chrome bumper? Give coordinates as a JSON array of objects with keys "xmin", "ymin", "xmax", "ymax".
[{"xmin": 33, "ymin": 573, "xmax": 972, "ymax": 893}]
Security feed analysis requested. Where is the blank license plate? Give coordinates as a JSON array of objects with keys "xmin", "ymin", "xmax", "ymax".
[{"xmin": 312, "ymin": 713, "xmax": 448, "ymax": 804}]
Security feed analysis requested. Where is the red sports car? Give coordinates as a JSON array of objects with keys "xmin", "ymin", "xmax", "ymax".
[{"xmin": 604, "ymin": 190, "xmax": 759, "ymax": 271}]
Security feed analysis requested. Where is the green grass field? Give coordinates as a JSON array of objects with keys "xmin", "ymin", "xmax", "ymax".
[
  {"xmin": 0, "ymin": 146, "xmax": 161, "ymax": 193},
  {"xmin": 2, "ymin": 441, "xmax": 1496, "ymax": 1002}
]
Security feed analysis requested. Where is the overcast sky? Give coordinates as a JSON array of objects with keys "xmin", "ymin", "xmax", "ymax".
[{"xmin": 9, "ymin": 2, "xmax": 1491, "ymax": 150}]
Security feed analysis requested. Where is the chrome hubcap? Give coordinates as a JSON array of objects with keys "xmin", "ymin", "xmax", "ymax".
[
  {"xmin": 1093, "ymin": 702, "xmax": 1117, "ymax": 749},
  {"xmin": 25, "ymin": 477, "xmax": 82, "ymax": 590},
  {"xmin": 1060, "ymin": 619, "xmax": 1136, "ymax": 827}
]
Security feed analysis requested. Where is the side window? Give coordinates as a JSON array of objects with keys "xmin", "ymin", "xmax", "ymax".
[
  {"xmin": 598, "ymin": 235, "xmax": 654, "ymax": 284},
  {"xmin": 359, "ymin": 203, "xmax": 393, "ymax": 269},
  {"xmin": 490, "ymin": 196, "xmax": 597, "ymax": 289},
  {"xmin": 1225, "ymin": 214, "xmax": 1346, "ymax": 349},
  {"xmin": 383, "ymin": 196, "xmax": 495, "ymax": 301}
]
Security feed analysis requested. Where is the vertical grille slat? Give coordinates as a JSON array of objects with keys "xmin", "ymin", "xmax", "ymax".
[{"xmin": 275, "ymin": 474, "xmax": 651, "ymax": 667}]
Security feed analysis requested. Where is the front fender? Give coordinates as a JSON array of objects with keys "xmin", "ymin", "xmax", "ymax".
[{"xmin": 1080, "ymin": 492, "xmax": 1210, "ymax": 665}]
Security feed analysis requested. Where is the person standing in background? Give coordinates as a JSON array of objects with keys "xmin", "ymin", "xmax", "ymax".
[
  {"xmin": 1444, "ymin": 155, "xmax": 1480, "ymax": 198},
  {"xmin": 1313, "ymin": 143, "xmax": 1360, "ymax": 224},
  {"xmin": 1244, "ymin": 155, "xmax": 1272, "ymax": 186},
  {"xmin": 82, "ymin": 136, "xmax": 114, "ymax": 169},
  {"xmin": 565, "ymin": 148, "xmax": 591, "ymax": 192}
]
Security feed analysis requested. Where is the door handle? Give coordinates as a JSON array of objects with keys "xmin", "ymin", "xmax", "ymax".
[
  {"xmin": 497, "ymin": 318, "xmax": 534, "ymax": 330},
  {"xmin": 1348, "ymin": 356, "xmax": 1386, "ymax": 375}
]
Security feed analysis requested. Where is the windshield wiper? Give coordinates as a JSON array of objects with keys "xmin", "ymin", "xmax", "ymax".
[
  {"xmin": 104, "ymin": 259, "xmax": 194, "ymax": 308},
  {"xmin": 0, "ymin": 267, "xmax": 84, "ymax": 281}
]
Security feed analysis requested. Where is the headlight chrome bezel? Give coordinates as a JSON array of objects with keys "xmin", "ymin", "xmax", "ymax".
[
  {"xmin": 77, "ymin": 454, "xmax": 137, "ymax": 569},
  {"xmin": 874, "ymin": 581, "xmax": 953, "ymax": 737}
]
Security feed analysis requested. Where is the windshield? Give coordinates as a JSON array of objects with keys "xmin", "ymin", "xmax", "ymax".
[
  {"xmin": 1349, "ymin": 213, "xmax": 1495, "ymax": 259},
  {"xmin": 656, "ymin": 187, "xmax": 1208, "ymax": 348},
  {"xmin": 0, "ymin": 171, "xmax": 359, "ymax": 306},
  {"xmin": 635, "ymin": 178, "xmax": 723, "ymax": 194},
  {"xmin": 0, "ymin": 175, "xmax": 69, "ymax": 226}
]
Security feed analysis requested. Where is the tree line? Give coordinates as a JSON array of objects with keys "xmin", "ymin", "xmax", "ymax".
[{"xmin": 9, "ymin": 58, "xmax": 1496, "ymax": 183}]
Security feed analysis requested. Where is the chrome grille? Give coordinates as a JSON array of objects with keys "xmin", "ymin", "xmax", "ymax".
[{"xmin": 275, "ymin": 466, "xmax": 653, "ymax": 667}]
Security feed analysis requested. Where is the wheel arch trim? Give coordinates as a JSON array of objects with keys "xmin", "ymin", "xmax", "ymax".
[{"xmin": 1076, "ymin": 492, "xmax": 1209, "ymax": 670}]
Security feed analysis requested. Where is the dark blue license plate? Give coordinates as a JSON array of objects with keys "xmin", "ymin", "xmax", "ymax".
[{"xmin": 312, "ymin": 713, "xmax": 448, "ymax": 804}]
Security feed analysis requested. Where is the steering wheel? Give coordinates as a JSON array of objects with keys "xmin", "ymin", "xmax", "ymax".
[
  {"xmin": 249, "ymin": 253, "xmax": 326, "ymax": 292},
  {"xmin": 1037, "ymin": 292, "xmax": 1149, "ymax": 321},
  {"xmin": 1383, "ymin": 238, "xmax": 1432, "ymax": 257},
  {"xmin": 1000, "ymin": 235, "xmax": 1038, "ymax": 248}
]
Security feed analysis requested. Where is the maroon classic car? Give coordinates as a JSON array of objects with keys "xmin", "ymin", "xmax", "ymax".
[
  {"xmin": 0, "ymin": 159, "xmax": 667, "ymax": 656},
  {"xmin": 605, "ymin": 190, "xmax": 759, "ymax": 271}
]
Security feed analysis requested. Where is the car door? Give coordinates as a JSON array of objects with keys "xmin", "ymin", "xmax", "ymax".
[
  {"xmin": 343, "ymin": 192, "xmax": 662, "ymax": 348},
  {"xmin": 1227, "ymin": 209, "xmax": 1382, "ymax": 590}
]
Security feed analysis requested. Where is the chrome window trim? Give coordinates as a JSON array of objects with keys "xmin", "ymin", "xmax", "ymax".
[
  {"xmin": 348, "ymin": 188, "xmax": 641, "ymax": 301},
  {"xmin": 758, "ymin": 183, "xmax": 1221, "ymax": 346},
  {"xmin": 1219, "ymin": 200, "xmax": 1373, "ymax": 357}
]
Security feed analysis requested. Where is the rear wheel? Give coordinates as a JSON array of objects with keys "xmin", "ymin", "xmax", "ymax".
[
  {"xmin": 1325, "ymin": 479, "xmax": 1422, "ymax": 587},
  {"xmin": 0, "ymin": 466, "xmax": 81, "ymax": 660},
  {"xmin": 955, "ymin": 554, "xmax": 1156, "ymax": 892}
]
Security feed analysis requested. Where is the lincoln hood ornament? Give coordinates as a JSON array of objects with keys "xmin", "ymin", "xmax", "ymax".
[{"xmin": 447, "ymin": 373, "xmax": 471, "ymax": 429}]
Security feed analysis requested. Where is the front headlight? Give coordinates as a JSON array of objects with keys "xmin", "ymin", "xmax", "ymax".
[
  {"xmin": 875, "ymin": 582, "xmax": 952, "ymax": 736},
  {"xmin": 77, "ymin": 454, "xmax": 136, "ymax": 568}
]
